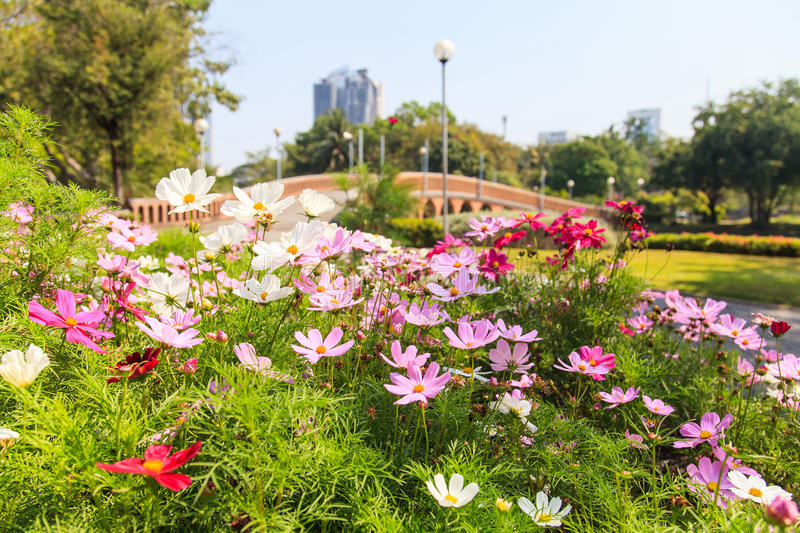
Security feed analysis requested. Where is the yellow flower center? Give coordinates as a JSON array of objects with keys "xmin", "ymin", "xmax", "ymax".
[
  {"xmin": 465, "ymin": 342, "xmax": 472, "ymax": 347},
  {"xmin": 127, "ymin": 236, "xmax": 136, "ymax": 242},
  {"xmin": 538, "ymin": 513, "xmax": 553, "ymax": 522},
  {"xmin": 260, "ymin": 292, "xmax": 269, "ymax": 300},
  {"xmin": 320, "ymin": 245, "xmax": 329, "ymax": 252},
  {"xmin": 492, "ymin": 261, "xmax": 500, "ymax": 268},
  {"xmin": 444, "ymin": 494, "xmax": 458, "ymax": 504},
  {"xmin": 316, "ymin": 286, "xmax": 325, "ymax": 292},
  {"xmin": 287, "ymin": 245, "xmax": 299, "ymax": 255},
  {"xmin": 707, "ymin": 481, "xmax": 718, "ymax": 491},
  {"xmin": 449, "ymin": 287, "xmax": 459, "ymax": 296},
  {"xmin": 142, "ymin": 459, "xmax": 164, "ymax": 474},
  {"xmin": 316, "ymin": 345, "xmax": 327, "ymax": 354},
  {"xmin": 481, "ymin": 225, "xmax": 488, "ymax": 231},
  {"xmin": 453, "ymin": 262, "xmax": 462, "ymax": 268},
  {"xmin": 205, "ymin": 252, "xmax": 215, "ymax": 260},
  {"xmin": 504, "ymin": 232, "xmax": 512, "ymax": 239},
  {"xmin": 496, "ymin": 499, "xmax": 512, "ymax": 512},
  {"xmin": 413, "ymin": 384, "xmax": 425, "ymax": 393},
  {"xmin": 589, "ymin": 359, "xmax": 597, "ymax": 366},
  {"xmin": 699, "ymin": 430, "xmax": 712, "ymax": 439},
  {"xmin": 462, "ymin": 366, "xmax": 473, "ymax": 374},
  {"xmin": 584, "ymin": 228, "xmax": 593, "ymax": 236},
  {"xmin": 253, "ymin": 201, "xmax": 264, "ymax": 210},
  {"xmin": 578, "ymin": 364, "xmax": 587, "ymax": 371},
  {"xmin": 731, "ymin": 330, "xmax": 739, "ymax": 336},
  {"xmin": 65, "ymin": 317, "xmax": 78, "ymax": 327},
  {"xmin": 749, "ymin": 487, "xmax": 763, "ymax": 498},
  {"xmin": 183, "ymin": 193, "xmax": 196, "ymax": 204},
  {"xmin": 741, "ymin": 339, "xmax": 749, "ymax": 346}
]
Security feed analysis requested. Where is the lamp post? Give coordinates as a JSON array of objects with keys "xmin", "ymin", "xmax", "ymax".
[
  {"xmin": 434, "ymin": 38, "xmax": 455, "ymax": 237},
  {"xmin": 343, "ymin": 131, "xmax": 353, "ymax": 173},
  {"xmin": 274, "ymin": 126, "xmax": 283, "ymax": 181},
  {"xmin": 637, "ymin": 177, "xmax": 645, "ymax": 192},
  {"xmin": 539, "ymin": 167, "xmax": 547, "ymax": 210},
  {"xmin": 380, "ymin": 134, "xmax": 385, "ymax": 176},
  {"xmin": 420, "ymin": 138, "xmax": 429, "ymax": 195},
  {"xmin": 567, "ymin": 179, "xmax": 575, "ymax": 199},
  {"xmin": 607, "ymin": 176, "xmax": 616, "ymax": 202},
  {"xmin": 358, "ymin": 128, "xmax": 364, "ymax": 166},
  {"xmin": 193, "ymin": 118, "xmax": 209, "ymax": 169}
]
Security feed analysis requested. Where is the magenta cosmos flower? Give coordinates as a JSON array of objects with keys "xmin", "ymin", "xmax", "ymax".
[
  {"xmin": 291, "ymin": 327, "xmax": 355, "ymax": 364},
  {"xmin": 642, "ymin": 395, "xmax": 675, "ymax": 416},
  {"xmin": 553, "ymin": 351, "xmax": 610, "ymax": 378},
  {"xmin": 380, "ymin": 340, "xmax": 430, "ymax": 370},
  {"xmin": 686, "ymin": 457, "xmax": 736, "ymax": 508},
  {"xmin": 598, "ymin": 386, "xmax": 640, "ymax": 409},
  {"xmin": 96, "ymin": 441, "xmax": 202, "ymax": 492},
  {"xmin": 402, "ymin": 301, "xmax": 448, "ymax": 328},
  {"xmin": 28, "ymin": 289, "xmax": 115, "ymax": 352},
  {"xmin": 674, "ymin": 412, "xmax": 733, "ymax": 448},
  {"xmin": 384, "ymin": 362, "xmax": 451, "ymax": 405},
  {"xmin": 495, "ymin": 319, "xmax": 541, "ymax": 343},
  {"xmin": 488, "ymin": 340, "xmax": 533, "ymax": 374},
  {"xmin": 443, "ymin": 319, "xmax": 500, "ymax": 350},
  {"xmin": 135, "ymin": 317, "xmax": 203, "ymax": 349},
  {"xmin": 479, "ymin": 249, "xmax": 514, "ymax": 281},
  {"xmin": 576, "ymin": 345, "xmax": 616, "ymax": 381}
]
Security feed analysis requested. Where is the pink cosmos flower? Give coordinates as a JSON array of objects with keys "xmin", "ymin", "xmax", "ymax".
[
  {"xmin": 553, "ymin": 351, "xmax": 610, "ymax": 378},
  {"xmin": 160, "ymin": 309, "xmax": 202, "ymax": 331},
  {"xmin": 765, "ymin": 496, "xmax": 799, "ymax": 527},
  {"xmin": 576, "ymin": 345, "xmax": 616, "ymax": 381},
  {"xmin": 712, "ymin": 446, "xmax": 760, "ymax": 476},
  {"xmin": 442, "ymin": 319, "xmax": 500, "ymax": 350},
  {"xmin": 28, "ymin": 289, "xmax": 115, "ymax": 352},
  {"xmin": 479, "ymin": 249, "xmax": 514, "ymax": 281},
  {"xmin": 598, "ymin": 386, "xmax": 640, "ymax": 408},
  {"xmin": 674, "ymin": 297, "xmax": 727, "ymax": 323},
  {"xmin": 493, "ymin": 229, "xmax": 526, "ymax": 249},
  {"xmin": 135, "ymin": 317, "xmax": 203, "ymax": 349},
  {"xmin": 464, "ymin": 215, "xmax": 502, "ymax": 240},
  {"xmin": 429, "ymin": 248, "xmax": 479, "ymax": 277},
  {"xmin": 627, "ymin": 315, "xmax": 653, "ymax": 334},
  {"xmin": 511, "ymin": 211, "xmax": 547, "ymax": 231},
  {"xmin": 308, "ymin": 290, "xmax": 364, "ymax": 311},
  {"xmin": 709, "ymin": 314, "xmax": 760, "ymax": 348},
  {"xmin": 642, "ymin": 395, "xmax": 675, "ymax": 416},
  {"xmin": 383, "ymin": 361, "xmax": 451, "ymax": 405},
  {"xmin": 291, "ymin": 327, "xmax": 355, "ymax": 364},
  {"xmin": 4, "ymin": 202, "xmax": 34, "ymax": 224},
  {"xmin": 488, "ymin": 340, "xmax": 533, "ymax": 374},
  {"xmin": 495, "ymin": 319, "xmax": 541, "ymax": 343},
  {"xmin": 765, "ymin": 353, "xmax": 800, "ymax": 381},
  {"xmin": 402, "ymin": 301, "xmax": 448, "ymax": 328},
  {"xmin": 427, "ymin": 233, "xmax": 469, "ymax": 258},
  {"xmin": 96, "ymin": 441, "xmax": 202, "ymax": 492},
  {"xmin": 234, "ymin": 342, "xmax": 272, "ymax": 373},
  {"xmin": 427, "ymin": 270, "xmax": 500, "ymax": 302},
  {"xmin": 674, "ymin": 412, "xmax": 733, "ymax": 448},
  {"xmin": 511, "ymin": 374, "xmax": 535, "ymax": 388},
  {"xmin": 571, "ymin": 220, "xmax": 607, "ymax": 249},
  {"xmin": 625, "ymin": 429, "xmax": 648, "ymax": 450},
  {"xmin": 380, "ymin": 340, "xmax": 430, "ymax": 370},
  {"xmin": 686, "ymin": 457, "xmax": 736, "ymax": 508},
  {"xmin": 107, "ymin": 225, "xmax": 158, "ymax": 252},
  {"xmin": 736, "ymin": 357, "xmax": 761, "ymax": 385}
]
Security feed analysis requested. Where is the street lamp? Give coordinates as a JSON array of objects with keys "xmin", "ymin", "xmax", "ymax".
[
  {"xmin": 193, "ymin": 118, "xmax": 210, "ymax": 169},
  {"xmin": 539, "ymin": 167, "xmax": 547, "ymax": 210},
  {"xmin": 420, "ymin": 139, "xmax": 430, "ymax": 195},
  {"xmin": 434, "ymin": 38, "xmax": 455, "ymax": 236},
  {"xmin": 607, "ymin": 176, "xmax": 616, "ymax": 202},
  {"xmin": 274, "ymin": 127, "xmax": 283, "ymax": 181},
  {"xmin": 343, "ymin": 131, "xmax": 354, "ymax": 173},
  {"xmin": 637, "ymin": 177, "xmax": 645, "ymax": 192},
  {"xmin": 567, "ymin": 179, "xmax": 575, "ymax": 199}
]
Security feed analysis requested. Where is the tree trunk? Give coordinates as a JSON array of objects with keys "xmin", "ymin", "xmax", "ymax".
[{"xmin": 108, "ymin": 133, "xmax": 126, "ymax": 206}]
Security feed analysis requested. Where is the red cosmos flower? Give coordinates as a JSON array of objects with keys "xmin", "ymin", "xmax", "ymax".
[
  {"xmin": 96, "ymin": 441, "xmax": 202, "ymax": 491},
  {"xmin": 571, "ymin": 220, "xmax": 607, "ymax": 249},
  {"xmin": 770, "ymin": 321, "xmax": 791, "ymax": 338},
  {"xmin": 388, "ymin": 116, "xmax": 398, "ymax": 125},
  {"xmin": 28, "ymin": 289, "xmax": 115, "ymax": 352},
  {"xmin": 605, "ymin": 200, "xmax": 644, "ymax": 215},
  {"xmin": 493, "ymin": 229, "xmax": 526, "ymax": 249},
  {"xmin": 427, "ymin": 234, "xmax": 469, "ymax": 258},
  {"xmin": 512, "ymin": 211, "xmax": 547, "ymax": 231},
  {"xmin": 107, "ymin": 348, "xmax": 160, "ymax": 383},
  {"xmin": 480, "ymin": 249, "xmax": 514, "ymax": 281}
]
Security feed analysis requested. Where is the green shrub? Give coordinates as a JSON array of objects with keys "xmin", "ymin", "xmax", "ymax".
[
  {"xmin": 647, "ymin": 231, "xmax": 800, "ymax": 257},
  {"xmin": 387, "ymin": 218, "xmax": 442, "ymax": 247}
]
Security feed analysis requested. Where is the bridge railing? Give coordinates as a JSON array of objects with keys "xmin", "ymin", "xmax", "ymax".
[{"xmin": 128, "ymin": 172, "xmax": 612, "ymax": 227}]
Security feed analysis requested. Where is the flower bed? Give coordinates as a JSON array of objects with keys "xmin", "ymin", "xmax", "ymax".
[
  {"xmin": 647, "ymin": 231, "xmax": 800, "ymax": 257},
  {"xmin": 0, "ymin": 114, "xmax": 798, "ymax": 531}
]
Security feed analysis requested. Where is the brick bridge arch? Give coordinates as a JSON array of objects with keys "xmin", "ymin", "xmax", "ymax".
[{"xmin": 128, "ymin": 171, "xmax": 611, "ymax": 226}]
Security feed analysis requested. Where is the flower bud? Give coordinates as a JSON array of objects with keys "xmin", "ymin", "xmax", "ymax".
[{"xmin": 765, "ymin": 496, "xmax": 799, "ymax": 526}]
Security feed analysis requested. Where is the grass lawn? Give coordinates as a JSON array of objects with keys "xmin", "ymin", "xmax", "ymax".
[{"xmin": 626, "ymin": 249, "xmax": 800, "ymax": 307}]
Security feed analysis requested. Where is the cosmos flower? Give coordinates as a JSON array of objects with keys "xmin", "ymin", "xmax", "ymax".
[
  {"xmin": 727, "ymin": 471, "xmax": 791, "ymax": 504},
  {"xmin": 298, "ymin": 189, "xmax": 336, "ymax": 217},
  {"xmin": 96, "ymin": 441, "xmax": 202, "ymax": 492},
  {"xmin": 488, "ymin": 340, "xmax": 533, "ymax": 374},
  {"xmin": 425, "ymin": 473, "xmax": 479, "ymax": 508},
  {"xmin": 220, "ymin": 182, "xmax": 295, "ymax": 225},
  {"xmin": 384, "ymin": 361, "xmax": 451, "ymax": 405},
  {"xmin": 291, "ymin": 328, "xmax": 354, "ymax": 364},
  {"xmin": 155, "ymin": 168, "xmax": 221, "ymax": 214},
  {"xmin": 28, "ymin": 289, "xmax": 114, "ymax": 352},
  {"xmin": 598, "ymin": 387, "xmax": 640, "ymax": 409},
  {"xmin": 380, "ymin": 340, "xmax": 430, "ymax": 370},
  {"xmin": 642, "ymin": 395, "xmax": 675, "ymax": 416},
  {"xmin": 517, "ymin": 492, "xmax": 572, "ymax": 527},
  {"xmin": 0, "ymin": 344, "xmax": 50, "ymax": 388},
  {"xmin": 674, "ymin": 412, "xmax": 733, "ymax": 448}
]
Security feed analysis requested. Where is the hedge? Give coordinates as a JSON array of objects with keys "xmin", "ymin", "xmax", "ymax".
[{"xmin": 647, "ymin": 231, "xmax": 800, "ymax": 257}]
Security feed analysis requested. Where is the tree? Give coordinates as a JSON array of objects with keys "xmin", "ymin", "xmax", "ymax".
[
  {"xmin": 285, "ymin": 109, "xmax": 353, "ymax": 175},
  {"xmin": 594, "ymin": 129, "xmax": 649, "ymax": 195},
  {"xmin": 546, "ymin": 139, "xmax": 618, "ymax": 197},
  {"xmin": 0, "ymin": 0, "xmax": 239, "ymax": 203}
]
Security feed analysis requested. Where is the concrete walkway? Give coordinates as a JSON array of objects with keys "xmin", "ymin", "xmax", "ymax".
[{"xmin": 715, "ymin": 296, "xmax": 800, "ymax": 355}]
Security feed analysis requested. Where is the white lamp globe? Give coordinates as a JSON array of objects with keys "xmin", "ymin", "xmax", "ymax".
[
  {"xmin": 434, "ymin": 39, "xmax": 455, "ymax": 63},
  {"xmin": 193, "ymin": 118, "xmax": 210, "ymax": 135}
]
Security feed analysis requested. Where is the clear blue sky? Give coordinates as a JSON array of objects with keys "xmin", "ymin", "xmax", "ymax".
[{"xmin": 206, "ymin": 0, "xmax": 800, "ymax": 171}]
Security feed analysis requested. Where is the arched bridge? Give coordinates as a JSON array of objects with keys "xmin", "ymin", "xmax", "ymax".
[{"xmin": 128, "ymin": 171, "xmax": 611, "ymax": 227}]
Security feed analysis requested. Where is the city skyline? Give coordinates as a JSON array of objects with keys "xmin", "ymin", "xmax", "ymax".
[{"xmin": 206, "ymin": 0, "xmax": 800, "ymax": 171}]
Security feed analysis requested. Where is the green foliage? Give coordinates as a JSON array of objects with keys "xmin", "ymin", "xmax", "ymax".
[
  {"xmin": 387, "ymin": 218, "xmax": 443, "ymax": 248},
  {"xmin": 547, "ymin": 138, "xmax": 618, "ymax": 197},
  {"xmin": 335, "ymin": 165, "xmax": 415, "ymax": 235},
  {"xmin": 285, "ymin": 109, "xmax": 353, "ymax": 175},
  {"xmin": 647, "ymin": 232, "xmax": 800, "ymax": 257}
]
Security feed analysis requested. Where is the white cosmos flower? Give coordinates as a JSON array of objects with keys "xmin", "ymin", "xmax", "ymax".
[
  {"xmin": 233, "ymin": 274, "xmax": 294, "ymax": 304},
  {"xmin": 137, "ymin": 255, "xmax": 160, "ymax": 271},
  {"xmin": 220, "ymin": 183, "xmax": 295, "ymax": 225},
  {"xmin": 146, "ymin": 272, "xmax": 190, "ymax": 315},
  {"xmin": 298, "ymin": 189, "xmax": 336, "ymax": 217},
  {"xmin": 518, "ymin": 492, "xmax": 572, "ymax": 527},
  {"xmin": 270, "ymin": 220, "xmax": 327, "ymax": 262},
  {"xmin": 0, "ymin": 344, "xmax": 50, "ymax": 388},
  {"xmin": 0, "ymin": 427, "xmax": 20, "ymax": 440},
  {"xmin": 727, "ymin": 471, "xmax": 791, "ymax": 504},
  {"xmin": 425, "ymin": 473, "xmax": 479, "ymax": 508},
  {"xmin": 155, "ymin": 168, "xmax": 221, "ymax": 214},
  {"xmin": 363, "ymin": 232, "xmax": 394, "ymax": 252},
  {"xmin": 251, "ymin": 242, "xmax": 292, "ymax": 272},
  {"xmin": 199, "ymin": 223, "xmax": 248, "ymax": 253}
]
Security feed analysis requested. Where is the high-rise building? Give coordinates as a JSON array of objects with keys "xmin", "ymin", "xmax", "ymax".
[
  {"xmin": 537, "ymin": 130, "xmax": 582, "ymax": 145},
  {"xmin": 626, "ymin": 108, "xmax": 661, "ymax": 138},
  {"xmin": 313, "ymin": 67, "xmax": 383, "ymax": 125}
]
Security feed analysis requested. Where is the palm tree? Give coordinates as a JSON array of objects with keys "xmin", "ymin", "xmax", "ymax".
[{"xmin": 287, "ymin": 109, "xmax": 353, "ymax": 174}]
